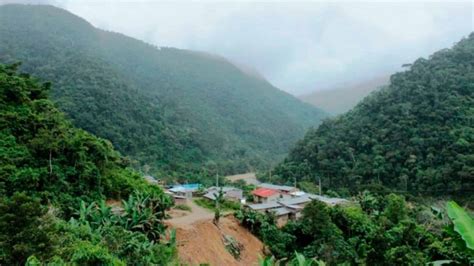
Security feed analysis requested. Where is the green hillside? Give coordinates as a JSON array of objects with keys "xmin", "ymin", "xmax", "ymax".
[
  {"xmin": 0, "ymin": 63, "xmax": 175, "ymax": 264},
  {"xmin": 0, "ymin": 4, "xmax": 326, "ymax": 176},
  {"xmin": 270, "ymin": 34, "xmax": 474, "ymax": 197}
]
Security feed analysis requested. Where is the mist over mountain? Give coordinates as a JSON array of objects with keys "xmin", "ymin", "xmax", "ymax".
[
  {"xmin": 36, "ymin": 1, "xmax": 471, "ymax": 95},
  {"xmin": 0, "ymin": 4, "xmax": 326, "ymax": 175},
  {"xmin": 300, "ymin": 76, "xmax": 390, "ymax": 114}
]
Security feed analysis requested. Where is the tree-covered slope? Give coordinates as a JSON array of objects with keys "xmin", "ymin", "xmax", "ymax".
[
  {"xmin": 0, "ymin": 63, "xmax": 176, "ymax": 264},
  {"xmin": 271, "ymin": 34, "xmax": 474, "ymax": 196},
  {"xmin": 0, "ymin": 4, "xmax": 326, "ymax": 175}
]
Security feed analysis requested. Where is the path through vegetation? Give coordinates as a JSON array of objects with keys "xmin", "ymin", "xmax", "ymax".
[{"xmin": 167, "ymin": 199, "xmax": 214, "ymax": 229}]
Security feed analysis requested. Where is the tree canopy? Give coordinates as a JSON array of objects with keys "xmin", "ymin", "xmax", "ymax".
[
  {"xmin": 0, "ymin": 4, "xmax": 326, "ymax": 177},
  {"xmin": 271, "ymin": 33, "xmax": 474, "ymax": 197},
  {"xmin": 0, "ymin": 63, "xmax": 175, "ymax": 264}
]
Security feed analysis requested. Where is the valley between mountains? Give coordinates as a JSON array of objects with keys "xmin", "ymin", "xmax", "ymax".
[{"xmin": 0, "ymin": 3, "xmax": 473, "ymax": 266}]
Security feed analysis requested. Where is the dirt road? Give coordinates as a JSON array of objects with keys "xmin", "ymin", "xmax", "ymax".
[
  {"xmin": 167, "ymin": 199, "xmax": 214, "ymax": 229},
  {"xmin": 225, "ymin": 172, "xmax": 260, "ymax": 185}
]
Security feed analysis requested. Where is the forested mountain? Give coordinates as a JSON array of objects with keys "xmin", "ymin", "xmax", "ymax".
[
  {"xmin": 271, "ymin": 34, "xmax": 474, "ymax": 196},
  {"xmin": 0, "ymin": 4, "xmax": 326, "ymax": 176},
  {"xmin": 0, "ymin": 63, "xmax": 175, "ymax": 264},
  {"xmin": 299, "ymin": 75, "xmax": 389, "ymax": 114}
]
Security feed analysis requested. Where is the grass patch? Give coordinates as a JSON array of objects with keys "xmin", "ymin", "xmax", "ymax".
[
  {"xmin": 174, "ymin": 204, "xmax": 192, "ymax": 212},
  {"xmin": 194, "ymin": 198, "xmax": 241, "ymax": 212}
]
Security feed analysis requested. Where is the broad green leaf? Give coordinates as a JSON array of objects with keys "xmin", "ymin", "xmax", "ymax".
[
  {"xmin": 446, "ymin": 201, "xmax": 474, "ymax": 250},
  {"xmin": 428, "ymin": 260, "xmax": 453, "ymax": 266}
]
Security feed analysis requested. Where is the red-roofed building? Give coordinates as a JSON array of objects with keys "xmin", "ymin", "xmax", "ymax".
[{"xmin": 252, "ymin": 188, "xmax": 280, "ymax": 203}]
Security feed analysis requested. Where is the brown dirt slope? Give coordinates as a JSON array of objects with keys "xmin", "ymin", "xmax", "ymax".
[{"xmin": 175, "ymin": 215, "xmax": 264, "ymax": 266}]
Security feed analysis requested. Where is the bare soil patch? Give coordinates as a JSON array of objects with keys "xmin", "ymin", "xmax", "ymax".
[
  {"xmin": 166, "ymin": 199, "xmax": 214, "ymax": 229},
  {"xmin": 175, "ymin": 215, "xmax": 264, "ymax": 266},
  {"xmin": 225, "ymin": 172, "xmax": 260, "ymax": 185}
]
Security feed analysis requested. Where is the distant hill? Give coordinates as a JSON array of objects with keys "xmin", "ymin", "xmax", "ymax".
[
  {"xmin": 300, "ymin": 76, "xmax": 390, "ymax": 114},
  {"xmin": 271, "ymin": 34, "xmax": 474, "ymax": 196},
  {"xmin": 0, "ymin": 4, "xmax": 326, "ymax": 175}
]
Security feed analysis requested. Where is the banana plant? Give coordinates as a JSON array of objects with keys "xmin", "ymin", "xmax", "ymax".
[
  {"xmin": 120, "ymin": 192, "xmax": 166, "ymax": 240},
  {"xmin": 446, "ymin": 201, "xmax": 474, "ymax": 250},
  {"xmin": 258, "ymin": 253, "xmax": 325, "ymax": 266},
  {"xmin": 290, "ymin": 252, "xmax": 325, "ymax": 266},
  {"xmin": 77, "ymin": 200, "xmax": 96, "ymax": 225},
  {"xmin": 258, "ymin": 255, "xmax": 280, "ymax": 266}
]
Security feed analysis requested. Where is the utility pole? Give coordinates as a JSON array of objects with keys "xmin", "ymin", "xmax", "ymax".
[
  {"xmin": 216, "ymin": 169, "xmax": 219, "ymax": 188},
  {"xmin": 319, "ymin": 175, "xmax": 322, "ymax": 195},
  {"xmin": 269, "ymin": 168, "xmax": 272, "ymax": 182}
]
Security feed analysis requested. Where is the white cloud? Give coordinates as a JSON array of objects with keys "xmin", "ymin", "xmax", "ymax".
[{"xmin": 40, "ymin": 1, "xmax": 474, "ymax": 94}]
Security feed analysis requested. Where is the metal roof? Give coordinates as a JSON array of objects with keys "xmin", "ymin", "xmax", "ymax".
[
  {"xmin": 203, "ymin": 192, "xmax": 217, "ymax": 200},
  {"xmin": 290, "ymin": 191, "xmax": 306, "ymax": 197},
  {"xmin": 252, "ymin": 187, "xmax": 279, "ymax": 197},
  {"xmin": 278, "ymin": 196, "xmax": 312, "ymax": 206},
  {"xmin": 247, "ymin": 202, "xmax": 281, "ymax": 210},
  {"xmin": 169, "ymin": 183, "xmax": 201, "ymax": 193},
  {"xmin": 207, "ymin": 186, "xmax": 242, "ymax": 193},
  {"xmin": 258, "ymin": 183, "xmax": 296, "ymax": 192}
]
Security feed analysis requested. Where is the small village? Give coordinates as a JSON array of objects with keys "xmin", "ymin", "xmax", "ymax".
[
  {"xmin": 145, "ymin": 173, "xmax": 349, "ymax": 227},
  {"xmin": 140, "ymin": 173, "xmax": 353, "ymax": 264}
]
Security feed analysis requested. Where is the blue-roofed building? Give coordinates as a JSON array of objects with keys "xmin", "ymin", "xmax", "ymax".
[{"xmin": 169, "ymin": 183, "xmax": 201, "ymax": 198}]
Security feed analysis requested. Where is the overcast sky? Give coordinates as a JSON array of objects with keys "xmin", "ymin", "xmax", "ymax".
[{"xmin": 16, "ymin": 0, "xmax": 474, "ymax": 95}]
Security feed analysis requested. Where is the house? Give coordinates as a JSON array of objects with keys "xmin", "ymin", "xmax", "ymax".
[
  {"xmin": 257, "ymin": 183, "xmax": 298, "ymax": 199},
  {"xmin": 245, "ymin": 191, "xmax": 351, "ymax": 226},
  {"xmin": 203, "ymin": 186, "xmax": 243, "ymax": 202},
  {"xmin": 246, "ymin": 202, "xmax": 281, "ymax": 213},
  {"xmin": 269, "ymin": 207, "xmax": 294, "ymax": 227},
  {"xmin": 278, "ymin": 196, "xmax": 312, "ymax": 219},
  {"xmin": 169, "ymin": 183, "xmax": 201, "ymax": 199},
  {"xmin": 173, "ymin": 195, "xmax": 187, "ymax": 205},
  {"xmin": 279, "ymin": 195, "xmax": 312, "ymax": 207},
  {"xmin": 246, "ymin": 202, "xmax": 295, "ymax": 227},
  {"xmin": 165, "ymin": 191, "xmax": 187, "ymax": 205},
  {"xmin": 252, "ymin": 187, "xmax": 280, "ymax": 203}
]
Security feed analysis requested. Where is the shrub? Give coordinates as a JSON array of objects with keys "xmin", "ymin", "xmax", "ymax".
[{"xmin": 174, "ymin": 204, "xmax": 192, "ymax": 212}]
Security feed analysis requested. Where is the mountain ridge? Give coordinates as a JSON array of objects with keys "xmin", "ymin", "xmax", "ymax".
[
  {"xmin": 0, "ymin": 4, "xmax": 326, "ymax": 176},
  {"xmin": 270, "ymin": 34, "xmax": 474, "ymax": 196}
]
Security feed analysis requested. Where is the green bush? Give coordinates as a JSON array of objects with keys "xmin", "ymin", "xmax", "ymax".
[
  {"xmin": 0, "ymin": 64, "xmax": 177, "ymax": 264},
  {"xmin": 194, "ymin": 198, "xmax": 240, "ymax": 212},
  {"xmin": 174, "ymin": 204, "xmax": 192, "ymax": 212}
]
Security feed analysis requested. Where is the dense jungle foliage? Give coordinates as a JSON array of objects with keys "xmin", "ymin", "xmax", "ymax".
[
  {"xmin": 0, "ymin": 4, "xmax": 326, "ymax": 177},
  {"xmin": 237, "ymin": 193, "xmax": 474, "ymax": 265},
  {"xmin": 270, "ymin": 34, "xmax": 474, "ymax": 197},
  {"xmin": 0, "ymin": 64, "xmax": 176, "ymax": 264}
]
